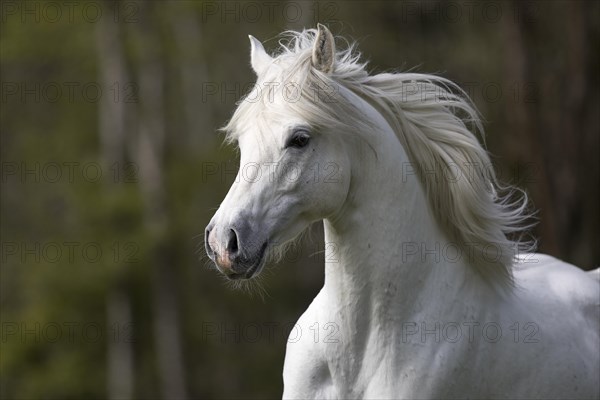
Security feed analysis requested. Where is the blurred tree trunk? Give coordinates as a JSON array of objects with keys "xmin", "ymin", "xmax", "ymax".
[
  {"xmin": 130, "ymin": 4, "xmax": 189, "ymax": 399},
  {"xmin": 557, "ymin": 2, "xmax": 599, "ymax": 267},
  {"xmin": 169, "ymin": 2, "xmax": 215, "ymax": 154},
  {"xmin": 502, "ymin": 2, "xmax": 599, "ymax": 268},
  {"xmin": 105, "ymin": 288, "xmax": 134, "ymax": 399},
  {"xmin": 95, "ymin": 7, "xmax": 134, "ymax": 400},
  {"xmin": 501, "ymin": 2, "xmax": 560, "ymax": 257}
]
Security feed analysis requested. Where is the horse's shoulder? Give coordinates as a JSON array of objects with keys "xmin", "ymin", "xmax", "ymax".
[
  {"xmin": 283, "ymin": 288, "xmax": 328, "ymax": 358},
  {"xmin": 283, "ymin": 289, "xmax": 335, "ymax": 399}
]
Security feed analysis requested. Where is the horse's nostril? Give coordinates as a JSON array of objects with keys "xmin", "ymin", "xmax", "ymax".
[{"xmin": 227, "ymin": 229, "xmax": 239, "ymax": 255}]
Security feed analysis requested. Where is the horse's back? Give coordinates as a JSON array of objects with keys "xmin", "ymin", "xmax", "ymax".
[
  {"xmin": 410, "ymin": 254, "xmax": 600, "ymax": 399},
  {"xmin": 513, "ymin": 253, "xmax": 599, "ymax": 338},
  {"xmin": 513, "ymin": 253, "xmax": 599, "ymax": 315},
  {"xmin": 509, "ymin": 253, "xmax": 599, "ymax": 398},
  {"xmin": 588, "ymin": 266, "xmax": 600, "ymax": 283}
]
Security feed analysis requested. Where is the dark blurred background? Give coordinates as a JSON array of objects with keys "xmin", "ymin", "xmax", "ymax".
[{"xmin": 1, "ymin": 1, "xmax": 598, "ymax": 398}]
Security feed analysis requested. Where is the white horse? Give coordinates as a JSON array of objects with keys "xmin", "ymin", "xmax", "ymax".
[{"xmin": 205, "ymin": 25, "xmax": 599, "ymax": 399}]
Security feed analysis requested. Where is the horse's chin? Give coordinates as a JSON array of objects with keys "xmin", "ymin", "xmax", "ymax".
[
  {"xmin": 225, "ymin": 260, "xmax": 264, "ymax": 280},
  {"xmin": 224, "ymin": 242, "xmax": 268, "ymax": 280}
]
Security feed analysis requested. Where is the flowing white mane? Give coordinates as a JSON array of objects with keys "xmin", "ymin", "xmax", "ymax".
[{"xmin": 224, "ymin": 28, "xmax": 534, "ymax": 284}]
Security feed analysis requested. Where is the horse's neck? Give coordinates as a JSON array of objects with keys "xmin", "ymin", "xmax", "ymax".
[{"xmin": 322, "ymin": 120, "xmax": 482, "ymax": 332}]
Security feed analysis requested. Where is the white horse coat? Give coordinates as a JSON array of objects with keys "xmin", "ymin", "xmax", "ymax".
[{"xmin": 206, "ymin": 25, "xmax": 600, "ymax": 399}]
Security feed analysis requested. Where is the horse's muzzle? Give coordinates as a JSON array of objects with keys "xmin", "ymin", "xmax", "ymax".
[{"xmin": 205, "ymin": 223, "xmax": 267, "ymax": 280}]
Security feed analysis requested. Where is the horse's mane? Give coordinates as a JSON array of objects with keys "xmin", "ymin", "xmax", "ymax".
[{"xmin": 225, "ymin": 28, "xmax": 535, "ymax": 284}]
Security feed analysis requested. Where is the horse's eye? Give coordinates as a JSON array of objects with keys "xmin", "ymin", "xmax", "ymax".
[{"xmin": 286, "ymin": 131, "xmax": 311, "ymax": 149}]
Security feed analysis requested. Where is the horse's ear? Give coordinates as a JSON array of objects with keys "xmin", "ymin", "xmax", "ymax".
[
  {"xmin": 249, "ymin": 35, "xmax": 272, "ymax": 76},
  {"xmin": 312, "ymin": 23, "xmax": 335, "ymax": 74}
]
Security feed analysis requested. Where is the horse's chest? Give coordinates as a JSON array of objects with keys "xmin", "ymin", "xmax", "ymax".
[{"xmin": 322, "ymin": 328, "xmax": 393, "ymax": 396}]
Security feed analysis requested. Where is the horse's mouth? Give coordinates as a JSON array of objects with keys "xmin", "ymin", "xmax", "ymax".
[{"xmin": 226, "ymin": 242, "xmax": 268, "ymax": 280}]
